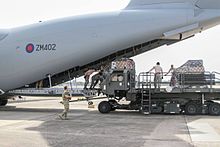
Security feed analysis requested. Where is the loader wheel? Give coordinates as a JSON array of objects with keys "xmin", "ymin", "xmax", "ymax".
[
  {"xmin": 98, "ymin": 101, "xmax": 111, "ymax": 114},
  {"xmin": 0, "ymin": 99, "xmax": 8, "ymax": 106},
  {"xmin": 209, "ymin": 103, "xmax": 220, "ymax": 115},
  {"xmin": 185, "ymin": 102, "xmax": 200, "ymax": 115}
]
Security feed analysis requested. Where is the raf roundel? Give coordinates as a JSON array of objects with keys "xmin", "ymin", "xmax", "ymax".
[{"xmin": 26, "ymin": 43, "xmax": 35, "ymax": 53}]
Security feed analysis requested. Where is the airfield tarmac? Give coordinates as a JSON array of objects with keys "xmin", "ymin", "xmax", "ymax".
[{"xmin": 0, "ymin": 96, "xmax": 220, "ymax": 147}]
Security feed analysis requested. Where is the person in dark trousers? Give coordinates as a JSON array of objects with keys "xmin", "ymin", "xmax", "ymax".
[
  {"xmin": 83, "ymin": 69, "xmax": 95, "ymax": 89},
  {"xmin": 90, "ymin": 70, "xmax": 103, "ymax": 89}
]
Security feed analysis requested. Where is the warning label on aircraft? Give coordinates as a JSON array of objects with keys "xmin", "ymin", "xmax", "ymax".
[{"xmin": 26, "ymin": 43, "xmax": 56, "ymax": 53}]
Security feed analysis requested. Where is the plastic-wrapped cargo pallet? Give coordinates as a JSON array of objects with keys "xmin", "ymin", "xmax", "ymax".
[
  {"xmin": 175, "ymin": 60, "xmax": 205, "ymax": 73},
  {"xmin": 111, "ymin": 58, "xmax": 135, "ymax": 70},
  {"xmin": 175, "ymin": 60, "xmax": 207, "ymax": 86}
]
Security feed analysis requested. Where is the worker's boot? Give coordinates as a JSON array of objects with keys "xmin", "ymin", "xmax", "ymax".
[
  {"xmin": 58, "ymin": 114, "xmax": 64, "ymax": 120},
  {"xmin": 64, "ymin": 113, "xmax": 68, "ymax": 120}
]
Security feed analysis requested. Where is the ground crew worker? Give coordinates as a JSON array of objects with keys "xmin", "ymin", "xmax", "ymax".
[
  {"xmin": 148, "ymin": 62, "xmax": 163, "ymax": 90},
  {"xmin": 165, "ymin": 64, "xmax": 177, "ymax": 87},
  {"xmin": 90, "ymin": 70, "xmax": 103, "ymax": 89},
  {"xmin": 84, "ymin": 68, "xmax": 95, "ymax": 89},
  {"xmin": 59, "ymin": 86, "xmax": 71, "ymax": 120}
]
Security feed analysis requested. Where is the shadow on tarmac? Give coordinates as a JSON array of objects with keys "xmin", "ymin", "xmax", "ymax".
[
  {"xmin": 25, "ymin": 110, "xmax": 220, "ymax": 147},
  {"xmin": 1, "ymin": 106, "xmax": 220, "ymax": 147}
]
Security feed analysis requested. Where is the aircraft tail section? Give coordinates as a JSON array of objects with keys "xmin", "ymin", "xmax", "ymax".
[{"xmin": 125, "ymin": 0, "xmax": 220, "ymax": 9}]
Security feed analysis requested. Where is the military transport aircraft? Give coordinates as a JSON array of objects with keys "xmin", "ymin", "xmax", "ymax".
[{"xmin": 0, "ymin": 0, "xmax": 220, "ymax": 106}]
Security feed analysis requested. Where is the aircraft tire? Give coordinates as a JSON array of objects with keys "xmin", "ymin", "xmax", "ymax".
[
  {"xmin": 98, "ymin": 101, "xmax": 111, "ymax": 114},
  {"xmin": 209, "ymin": 102, "xmax": 220, "ymax": 115}
]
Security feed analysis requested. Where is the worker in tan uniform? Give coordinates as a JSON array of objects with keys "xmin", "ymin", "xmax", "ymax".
[
  {"xmin": 59, "ymin": 86, "xmax": 71, "ymax": 120},
  {"xmin": 148, "ymin": 62, "xmax": 163, "ymax": 90}
]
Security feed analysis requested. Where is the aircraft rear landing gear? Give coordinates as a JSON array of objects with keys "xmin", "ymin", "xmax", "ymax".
[{"xmin": 0, "ymin": 99, "xmax": 8, "ymax": 106}]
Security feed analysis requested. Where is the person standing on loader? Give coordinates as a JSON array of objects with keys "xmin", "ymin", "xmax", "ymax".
[
  {"xmin": 148, "ymin": 62, "xmax": 163, "ymax": 90},
  {"xmin": 59, "ymin": 86, "xmax": 71, "ymax": 120},
  {"xmin": 90, "ymin": 70, "xmax": 104, "ymax": 89},
  {"xmin": 84, "ymin": 68, "xmax": 95, "ymax": 89},
  {"xmin": 165, "ymin": 64, "xmax": 177, "ymax": 87}
]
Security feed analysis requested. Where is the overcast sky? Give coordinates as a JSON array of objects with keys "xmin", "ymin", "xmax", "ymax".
[{"xmin": 1, "ymin": 0, "xmax": 220, "ymax": 74}]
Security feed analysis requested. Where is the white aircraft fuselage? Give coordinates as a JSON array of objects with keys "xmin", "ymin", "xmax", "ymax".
[{"xmin": 0, "ymin": 0, "xmax": 220, "ymax": 92}]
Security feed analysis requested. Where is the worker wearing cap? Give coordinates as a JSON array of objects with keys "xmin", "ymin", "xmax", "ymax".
[
  {"xmin": 59, "ymin": 86, "xmax": 71, "ymax": 120},
  {"xmin": 148, "ymin": 62, "xmax": 163, "ymax": 90}
]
